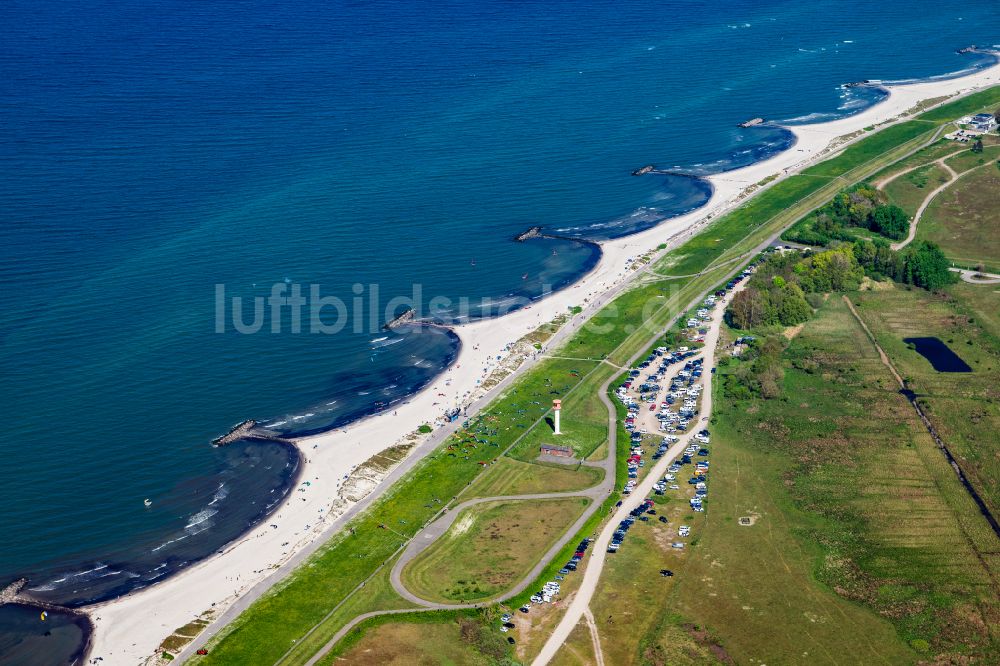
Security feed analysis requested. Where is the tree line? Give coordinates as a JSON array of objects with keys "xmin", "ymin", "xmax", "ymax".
[
  {"xmin": 784, "ymin": 182, "xmax": 909, "ymax": 246},
  {"xmin": 727, "ymin": 240, "xmax": 955, "ymax": 331}
]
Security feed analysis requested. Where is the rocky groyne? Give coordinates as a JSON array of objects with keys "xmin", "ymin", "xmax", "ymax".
[
  {"xmin": 514, "ymin": 226, "xmax": 543, "ymax": 242},
  {"xmin": 384, "ymin": 308, "xmax": 416, "ymax": 330},
  {"xmin": 213, "ymin": 420, "xmax": 294, "ymax": 447},
  {"xmin": 0, "ymin": 579, "xmax": 26, "ymax": 605}
]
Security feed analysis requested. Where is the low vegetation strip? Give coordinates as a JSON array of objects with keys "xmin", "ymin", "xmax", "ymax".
[
  {"xmin": 800, "ymin": 121, "xmax": 938, "ymax": 179},
  {"xmin": 915, "ymin": 85, "xmax": 1000, "ymax": 122}
]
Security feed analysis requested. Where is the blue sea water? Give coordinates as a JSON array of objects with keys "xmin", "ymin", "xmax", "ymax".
[{"xmin": 0, "ymin": 0, "xmax": 997, "ymax": 658}]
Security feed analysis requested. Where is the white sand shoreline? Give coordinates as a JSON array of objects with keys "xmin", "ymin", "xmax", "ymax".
[{"xmin": 85, "ymin": 61, "xmax": 1000, "ymax": 665}]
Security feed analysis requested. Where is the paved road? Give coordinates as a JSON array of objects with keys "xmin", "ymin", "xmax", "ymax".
[
  {"xmin": 950, "ymin": 267, "xmax": 1000, "ymax": 284},
  {"xmin": 531, "ymin": 281, "xmax": 745, "ymax": 666}
]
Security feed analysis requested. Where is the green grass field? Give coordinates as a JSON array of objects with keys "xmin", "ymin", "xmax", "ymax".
[
  {"xmin": 463, "ymin": 456, "xmax": 604, "ymax": 499},
  {"xmin": 950, "ymin": 280, "xmax": 1000, "ymax": 339},
  {"xmin": 920, "ymin": 162, "xmax": 1000, "ymax": 272},
  {"xmin": 853, "ymin": 285, "xmax": 1000, "ymax": 522},
  {"xmin": 869, "ymin": 139, "xmax": 964, "ymax": 184},
  {"xmin": 883, "ymin": 162, "xmax": 952, "ymax": 216},
  {"xmin": 943, "ymin": 142, "xmax": 1000, "ymax": 174},
  {"xmin": 665, "ymin": 296, "xmax": 1000, "ymax": 663},
  {"xmin": 331, "ymin": 620, "xmax": 490, "ymax": 665},
  {"xmin": 915, "ymin": 86, "xmax": 1000, "ymax": 122},
  {"xmin": 322, "ymin": 611, "xmax": 513, "ymax": 666},
  {"xmin": 402, "ymin": 497, "xmax": 590, "ymax": 603},
  {"xmin": 800, "ymin": 121, "xmax": 936, "ymax": 179}
]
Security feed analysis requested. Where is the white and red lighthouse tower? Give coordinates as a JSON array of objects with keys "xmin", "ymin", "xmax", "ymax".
[{"xmin": 553, "ymin": 399, "xmax": 562, "ymax": 435}]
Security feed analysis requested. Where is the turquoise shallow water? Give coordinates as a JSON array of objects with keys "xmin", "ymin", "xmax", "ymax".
[{"xmin": 0, "ymin": 3, "xmax": 997, "ymax": 657}]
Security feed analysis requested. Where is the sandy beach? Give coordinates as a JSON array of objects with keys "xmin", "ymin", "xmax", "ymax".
[{"xmin": 85, "ymin": 61, "xmax": 1000, "ymax": 665}]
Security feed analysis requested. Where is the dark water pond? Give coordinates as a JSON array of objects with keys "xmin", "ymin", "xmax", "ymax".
[{"xmin": 904, "ymin": 337, "xmax": 972, "ymax": 373}]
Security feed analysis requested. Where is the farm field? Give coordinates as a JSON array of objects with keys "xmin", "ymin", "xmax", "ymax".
[
  {"xmin": 669, "ymin": 296, "xmax": 1000, "ymax": 662},
  {"xmin": 402, "ymin": 497, "xmax": 591, "ymax": 604}
]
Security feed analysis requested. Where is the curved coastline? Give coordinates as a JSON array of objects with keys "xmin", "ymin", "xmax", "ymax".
[
  {"xmin": 0, "ymin": 602, "xmax": 93, "ymax": 666},
  {"xmin": 5, "ymin": 53, "xmax": 999, "ymax": 665}
]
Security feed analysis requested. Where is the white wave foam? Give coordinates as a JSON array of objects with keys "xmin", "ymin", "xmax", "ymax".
[
  {"xmin": 185, "ymin": 508, "xmax": 218, "ymax": 531},
  {"xmin": 208, "ymin": 484, "xmax": 230, "ymax": 506}
]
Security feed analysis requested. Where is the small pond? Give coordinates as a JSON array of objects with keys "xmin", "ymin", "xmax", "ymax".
[{"xmin": 903, "ymin": 337, "xmax": 972, "ymax": 373}]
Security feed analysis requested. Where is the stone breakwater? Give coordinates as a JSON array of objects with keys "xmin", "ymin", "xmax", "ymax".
[
  {"xmin": 514, "ymin": 225, "xmax": 543, "ymax": 242},
  {"xmin": 212, "ymin": 420, "xmax": 295, "ymax": 447},
  {"xmin": 0, "ymin": 578, "xmax": 27, "ymax": 605},
  {"xmin": 383, "ymin": 308, "xmax": 416, "ymax": 330}
]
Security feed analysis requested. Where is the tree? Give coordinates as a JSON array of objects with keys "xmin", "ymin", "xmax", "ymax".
[
  {"xmin": 972, "ymin": 138, "xmax": 984, "ymax": 154},
  {"xmin": 776, "ymin": 283, "xmax": 812, "ymax": 325},
  {"xmin": 853, "ymin": 238, "xmax": 877, "ymax": 267},
  {"xmin": 871, "ymin": 204, "xmax": 909, "ymax": 240},
  {"xmin": 800, "ymin": 246, "xmax": 863, "ymax": 292},
  {"xmin": 728, "ymin": 288, "xmax": 766, "ymax": 329},
  {"xmin": 901, "ymin": 241, "xmax": 957, "ymax": 291}
]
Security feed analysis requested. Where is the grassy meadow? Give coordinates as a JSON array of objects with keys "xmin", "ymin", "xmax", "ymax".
[{"xmin": 402, "ymin": 497, "xmax": 591, "ymax": 603}]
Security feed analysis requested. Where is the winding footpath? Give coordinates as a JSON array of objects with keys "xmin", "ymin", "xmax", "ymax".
[{"xmin": 889, "ymin": 156, "xmax": 959, "ymax": 250}]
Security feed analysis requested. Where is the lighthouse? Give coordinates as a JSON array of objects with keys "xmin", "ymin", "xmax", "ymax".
[{"xmin": 553, "ymin": 399, "xmax": 562, "ymax": 435}]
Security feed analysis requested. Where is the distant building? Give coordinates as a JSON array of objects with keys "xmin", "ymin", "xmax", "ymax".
[
  {"xmin": 969, "ymin": 113, "xmax": 997, "ymax": 132},
  {"xmin": 540, "ymin": 444, "xmax": 574, "ymax": 458}
]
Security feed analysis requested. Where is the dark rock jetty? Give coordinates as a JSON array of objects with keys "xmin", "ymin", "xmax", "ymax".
[
  {"xmin": 514, "ymin": 226, "xmax": 543, "ymax": 242},
  {"xmin": 384, "ymin": 308, "xmax": 416, "ymax": 330},
  {"xmin": 213, "ymin": 420, "xmax": 294, "ymax": 447}
]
